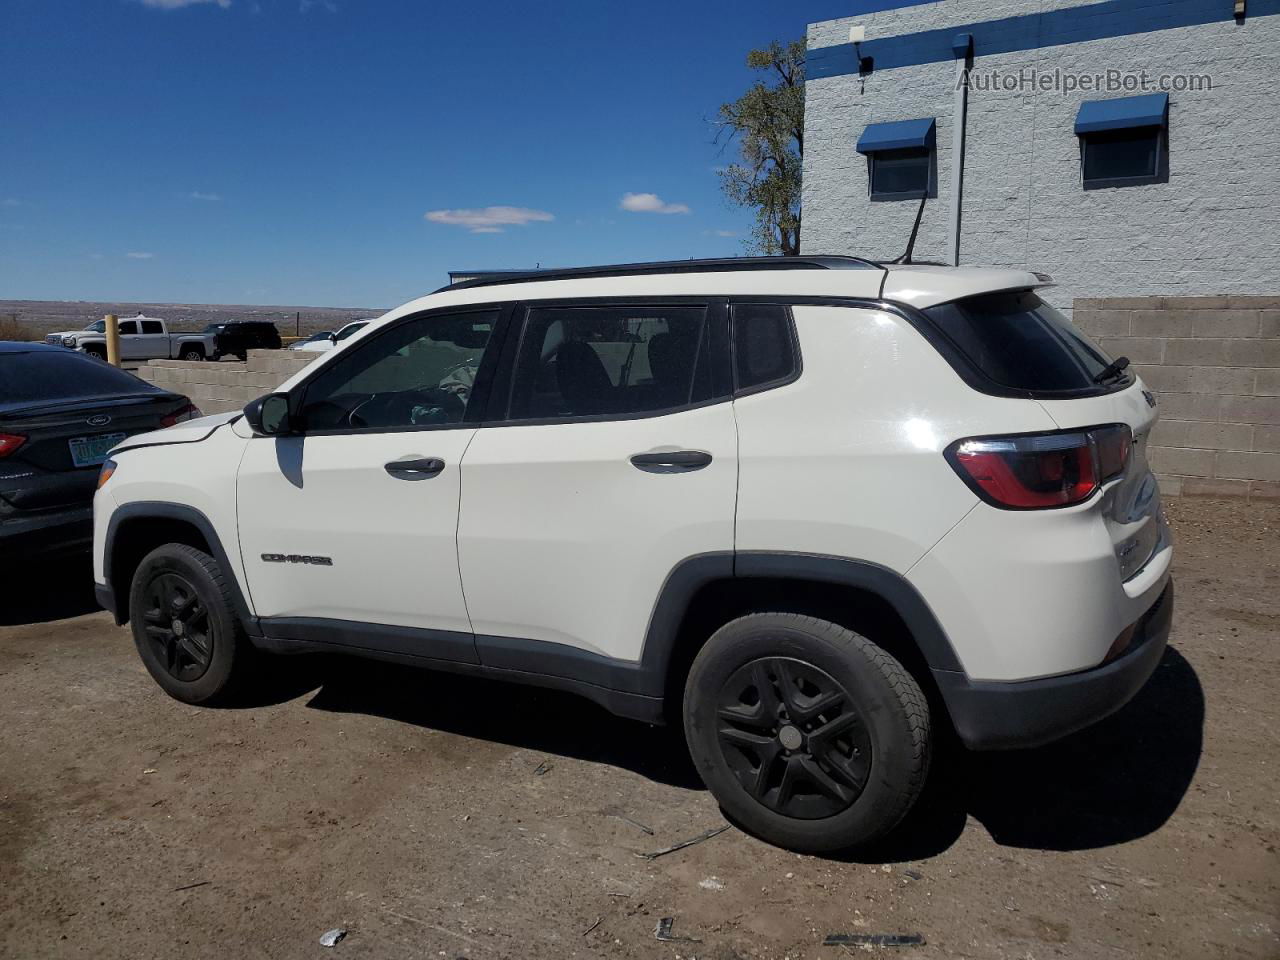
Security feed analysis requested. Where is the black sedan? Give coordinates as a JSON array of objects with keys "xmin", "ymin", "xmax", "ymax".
[{"xmin": 0, "ymin": 342, "xmax": 200, "ymax": 557}]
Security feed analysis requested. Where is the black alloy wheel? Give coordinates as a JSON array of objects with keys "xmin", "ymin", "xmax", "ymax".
[
  {"xmin": 140, "ymin": 571, "xmax": 214, "ymax": 682},
  {"xmin": 716, "ymin": 656, "xmax": 872, "ymax": 819}
]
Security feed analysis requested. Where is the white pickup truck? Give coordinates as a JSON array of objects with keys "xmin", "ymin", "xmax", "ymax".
[{"xmin": 45, "ymin": 315, "xmax": 219, "ymax": 362}]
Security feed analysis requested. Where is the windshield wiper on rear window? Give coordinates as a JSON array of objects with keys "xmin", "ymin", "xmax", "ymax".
[{"xmin": 1093, "ymin": 355, "xmax": 1130, "ymax": 385}]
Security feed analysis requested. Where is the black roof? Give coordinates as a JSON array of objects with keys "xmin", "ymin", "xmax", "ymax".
[{"xmin": 438, "ymin": 255, "xmax": 881, "ymax": 292}]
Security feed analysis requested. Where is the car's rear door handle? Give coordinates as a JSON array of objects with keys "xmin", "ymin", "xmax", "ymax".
[
  {"xmin": 629, "ymin": 450, "xmax": 713, "ymax": 472},
  {"xmin": 384, "ymin": 456, "xmax": 446, "ymax": 480}
]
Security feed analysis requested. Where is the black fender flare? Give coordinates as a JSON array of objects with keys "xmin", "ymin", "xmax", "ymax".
[
  {"xmin": 634, "ymin": 550, "xmax": 964, "ymax": 699},
  {"xmin": 101, "ymin": 501, "xmax": 256, "ymax": 629}
]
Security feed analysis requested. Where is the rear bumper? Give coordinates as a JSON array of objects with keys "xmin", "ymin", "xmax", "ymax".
[
  {"xmin": 0, "ymin": 505, "xmax": 93, "ymax": 557},
  {"xmin": 934, "ymin": 581, "xmax": 1173, "ymax": 750}
]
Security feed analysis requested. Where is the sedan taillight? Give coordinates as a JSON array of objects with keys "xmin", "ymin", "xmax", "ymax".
[
  {"xmin": 946, "ymin": 424, "xmax": 1131, "ymax": 510},
  {"xmin": 0, "ymin": 433, "xmax": 26, "ymax": 458},
  {"xmin": 160, "ymin": 402, "xmax": 203, "ymax": 428}
]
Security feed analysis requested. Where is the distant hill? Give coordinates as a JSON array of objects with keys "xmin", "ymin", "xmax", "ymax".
[{"xmin": 0, "ymin": 299, "xmax": 388, "ymax": 340}]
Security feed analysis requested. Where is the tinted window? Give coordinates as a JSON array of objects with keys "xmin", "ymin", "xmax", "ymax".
[
  {"xmin": 118, "ymin": 321, "xmax": 138, "ymax": 335},
  {"xmin": 507, "ymin": 305, "xmax": 711, "ymax": 419},
  {"xmin": 870, "ymin": 148, "xmax": 930, "ymax": 199},
  {"xmin": 300, "ymin": 312, "xmax": 497, "ymax": 431},
  {"xmin": 140, "ymin": 320, "xmax": 164, "ymax": 334},
  {"xmin": 1081, "ymin": 128, "xmax": 1162, "ymax": 186},
  {"xmin": 0, "ymin": 351, "xmax": 160, "ymax": 405},
  {"xmin": 733, "ymin": 304, "xmax": 796, "ymax": 391},
  {"xmin": 336, "ymin": 322, "xmax": 367, "ymax": 342},
  {"xmin": 922, "ymin": 291, "xmax": 1118, "ymax": 391}
]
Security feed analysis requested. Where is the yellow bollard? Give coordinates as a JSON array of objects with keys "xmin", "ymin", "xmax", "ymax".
[{"xmin": 104, "ymin": 314, "xmax": 121, "ymax": 367}]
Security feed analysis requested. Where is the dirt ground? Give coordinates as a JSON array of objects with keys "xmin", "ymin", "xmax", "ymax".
[{"xmin": 1, "ymin": 498, "xmax": 1277, "ymax": 960}]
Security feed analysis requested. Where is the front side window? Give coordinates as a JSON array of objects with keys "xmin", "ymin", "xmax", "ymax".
[
  {"xmin": 117, "ymin": 320, "xmax": 138, "ymax": 335},
  {"xmin": 299, "ymin": 311, "xmax": 497, "ymax": 431},
  {"xmin": 506, "ymin": 305, "xmax": 711, "ymax": 420}
]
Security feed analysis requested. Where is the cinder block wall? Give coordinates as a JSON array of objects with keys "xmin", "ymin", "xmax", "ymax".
[
  {"xmin": 133, "ymin": 350, "xmax": 318, "ymax": 415},
  {"xmin": 1074, "ymin": 296, "xmax": 1280, "ymax": 500}
]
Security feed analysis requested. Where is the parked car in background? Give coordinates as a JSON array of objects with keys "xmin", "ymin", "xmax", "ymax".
[
  {"xmin": 46, "ymin": 315, "xmax": 218, "ymax": 362},
  {"xmin": 1, "ymin": 342, "xmax": 199, "ymax": 558},
  {"xmin": 289, "ymin": 319, "xmax": 371, "ymax": 352},
  {"xmin": 203, "ymin": 321, "xmax": 282, "ymax": 360},
  {"xmin": 287, "ymin": 330, "xmax": 333, "ymax": 350},
  {"xmin": 92, "ymin": 256, "xmax": 1172, "ymax": 854}
]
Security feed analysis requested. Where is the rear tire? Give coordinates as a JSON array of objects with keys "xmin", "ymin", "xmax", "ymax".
[
  {"xmin": 128, "ymin": 544, "xmax": 252, "ymax": 705},
  {"xmin": 683, "ymin": 613, "xmax": 931, "ymax": 853}
]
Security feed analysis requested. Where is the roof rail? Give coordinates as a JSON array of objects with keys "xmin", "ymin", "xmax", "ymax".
[{"xmin": 436, "ymin": 255, "xmax": 882, "ymax": 292}]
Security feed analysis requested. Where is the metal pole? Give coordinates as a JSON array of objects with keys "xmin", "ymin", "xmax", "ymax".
[
  {"xmin": 105, "ymin": 314, "xmax": 121, "ymax": 367},
  {"xmin": 296, "ymin": 311, "xmax": 300, "ymax": 337},
  {"xmin": 949, "ymin": 33, "xmax": 973, "ymax": 267}
]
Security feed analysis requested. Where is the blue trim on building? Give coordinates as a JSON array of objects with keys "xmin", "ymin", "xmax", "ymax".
[
  {"xmin": 857, "ymin": 117, "xmax": 937, "ymax": 153},
  {"xmin": 809, "ymin": 0, "xmax": 1280, "ymax": 79},
  {"xmin": 1075, "ymin": 93, "xmax": 1169, "ymax": 133}
]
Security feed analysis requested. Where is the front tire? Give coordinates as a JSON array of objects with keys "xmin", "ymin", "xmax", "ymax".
[
  {"xmin": 683, "ymin": 613, "xmax": 931, "ymax": 853},
  {"xmin": 180, "ymin": 346, "xmax": 205, "ymax": 362},
  {"xmin": 128, "ymin": 544, "xmax": 251, "ymax": 705}
]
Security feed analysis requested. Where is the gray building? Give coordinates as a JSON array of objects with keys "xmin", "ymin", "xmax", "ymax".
[{"xmin": 803, "ymin": 0, "xmax": 1280, "ymax": 499}]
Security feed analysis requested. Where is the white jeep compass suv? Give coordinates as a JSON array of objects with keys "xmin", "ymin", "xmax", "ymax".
[{"xmin": 92, "ymin": 257, "xmax": 1173, "ymax": 852}]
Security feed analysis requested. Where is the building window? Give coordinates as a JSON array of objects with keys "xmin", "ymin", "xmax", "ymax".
[
  {"xmin": 856, "ymin": 117, "xmax": 936, "ymax": 201},
  {"xmin": 1075, "ymin": 93, "xmax": 1168, "ymax": 190}
]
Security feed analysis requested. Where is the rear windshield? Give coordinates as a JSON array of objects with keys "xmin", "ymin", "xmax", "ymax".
[
  {"xmin": 1, "ymin": 351, "xmax": 159, "ymax": 405},
  {"xmin": 922, "ymin": 290, "xmax": 1121, "ymax": 392}
]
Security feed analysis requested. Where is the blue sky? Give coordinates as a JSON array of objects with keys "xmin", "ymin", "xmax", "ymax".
[{"xmin": 0, "ymin": 0, "xmax": 859, "ymax": 308}]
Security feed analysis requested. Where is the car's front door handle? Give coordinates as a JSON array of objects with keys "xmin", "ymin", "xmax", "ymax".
[
  {"xmin": 629, "ymin": 450, "xmax": 713, "ymax": 472},
  {"xmin": 384, "ymin": 456, "xmax": 445, "ymax": 480}
]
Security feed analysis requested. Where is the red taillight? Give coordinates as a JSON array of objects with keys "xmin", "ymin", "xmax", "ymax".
[
  {"xmin": 160, "ymin": 402, "xmax": 202, "ymax": 428},
  {"xmin": 947, "ymin": 425, "xmax": 1131, "ymax": 510},
  {"xmin": 0, "ymin": 433, "xmax": 26, "ymax": 458}
]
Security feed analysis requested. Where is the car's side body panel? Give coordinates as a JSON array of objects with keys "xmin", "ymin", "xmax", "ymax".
[{"xmin": 733, "ymin": 304, "xmax": 1056, "ymax": 574}]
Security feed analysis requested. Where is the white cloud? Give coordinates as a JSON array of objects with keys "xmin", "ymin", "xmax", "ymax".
[
  {"xmin": 299, "ymin": 0, "xmax": 337, "ymax": 11},
  {"xmin": 1, "ymin": 198, "xmax": 20, "ymax": 207},
  {"xmin": 137, "ymin": 0, "xmax": 232, "ymax": 8},
  {"xmin": 127, "ymin": 252, "xmax": 155, "ymax": 259},
  {"xmin": 704, "ymin": 229, "xmax": 737, "ymax": 238},
  {"xmin": 620, "ymin": 192, "xmax": 690, "ymax": 215},
  {"xmin": 189, "ymin": 191, "xmax": 222, "ymax": 201},
  {"xmin": 89, "ymin": 253, "xmax": 104, "ymax": 260},
  {"xmin": 424, "ymin": 206, "xmax": 554, "ymax": 234}
]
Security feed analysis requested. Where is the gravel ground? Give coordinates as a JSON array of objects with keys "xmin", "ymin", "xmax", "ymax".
[{"xmin": 0, "ymin": 498, "xmax": 1277, "ymax": 959}]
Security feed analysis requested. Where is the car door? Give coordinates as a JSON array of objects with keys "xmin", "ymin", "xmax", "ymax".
[
  {"xmin": 457, "ymin": 299, "xmax": 737, "ymax": 669},
  {"xmin": 116, "ymin": 320, "xmax": 141, "ymax": 359},
  {"xmin": 236, "ymin": 306, "xmax": 507, "ymax": 660},
  {"xmin": 138, "ymin": 319, "xmax": 166, "ymax": 359}
]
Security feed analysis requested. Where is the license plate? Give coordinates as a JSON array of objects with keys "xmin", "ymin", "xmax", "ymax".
[{"xmin": 69, "ymin": 433, "xmax": 126, "ymax": 468}]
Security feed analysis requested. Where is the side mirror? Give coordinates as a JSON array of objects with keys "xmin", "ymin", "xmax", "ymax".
[
  {"xmin": 328, "ymin": 332, "xmax": 339, "ymax": 343},
  {"xmin": 243, "ymin": 393, "xmax": 293, "ymax": 436}
]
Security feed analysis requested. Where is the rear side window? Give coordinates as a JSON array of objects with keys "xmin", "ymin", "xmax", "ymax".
[
  {"xmin": 1, "ymin": 351, "xmax": 159, "ymax": 404},
  {"xmin": 922, "ymin": 291, "xmax": 1118, "ymax": 392},
  {"xmin": 732, "ymin": 304, "xmax": 797, "ymax": 392},
  {"xmin": 507, "ymin": 305, "xmax": 712, "ymax": 420},
  {"xmin": 140, "ymin": 320, "xmax": 163, "ymax": 334}
]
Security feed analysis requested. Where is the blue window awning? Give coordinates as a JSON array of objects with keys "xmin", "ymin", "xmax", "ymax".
[
  {"xmin": 1075, "ymin": 93, "xmax": 1168, "ymax": 134},
  {"xmin": 856, "ymin": 117, "xmax": 936, "ymax": 154}
]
